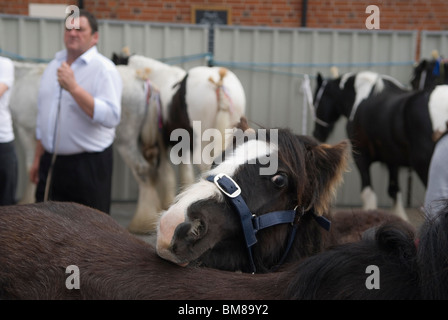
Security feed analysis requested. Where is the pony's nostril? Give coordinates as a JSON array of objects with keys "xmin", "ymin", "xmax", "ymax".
[
  {"xmin": 172, "ymin": 219, "xmax": 206, "ymax": 243},
  {"xmin": 190, "ymin": 219, "xmax": 205, "ymax": 239}
]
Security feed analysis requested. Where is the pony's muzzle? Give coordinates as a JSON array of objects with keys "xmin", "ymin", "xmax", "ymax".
[{"xmin": 156, "ymin": 209, "xmax": 188, "ymax": 266}]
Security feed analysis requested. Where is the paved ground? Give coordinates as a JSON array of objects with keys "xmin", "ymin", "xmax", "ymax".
[
  {"xmin": 110, "ymin": 202, "xmax": 156, "ymax": 244},
  {"xmin": 110, "ymin": 201, "xmax": 139, "ymax": 229}
]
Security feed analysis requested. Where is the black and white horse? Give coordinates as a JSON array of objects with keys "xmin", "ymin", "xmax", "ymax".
[
  {"xmin": 156, "ymin": 118, "xmax": 406, "ymax": 273},
  {"xmin": 312, "ymin": 71, "xmax": 448, "ymax": 220}
]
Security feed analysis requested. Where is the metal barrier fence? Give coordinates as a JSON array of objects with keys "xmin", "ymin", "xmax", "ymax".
[
  {"xmin": 2, "ymin": 14, "xmax": 442, "ymax": 208},
  {"xmin": 420, "ymin": 30, "xmax": 448, "ymax": 59}
]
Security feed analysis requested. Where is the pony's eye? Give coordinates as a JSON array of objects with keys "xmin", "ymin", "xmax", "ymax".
[{"xmin": 271, "ymin": 173, "xmax": 288, "ymax": 188}]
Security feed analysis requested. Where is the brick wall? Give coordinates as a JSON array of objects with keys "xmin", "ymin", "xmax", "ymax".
[
  {"xmin": 306, "ymin": 0, "xmax": 448, "ymax": 30},
  {"xmin": 2, "ymin": 0, "xmax": 447, "ymax": 30},
  {"xmin": 89, "ymin": 0, "xmax": 304, "ymax": 25}
]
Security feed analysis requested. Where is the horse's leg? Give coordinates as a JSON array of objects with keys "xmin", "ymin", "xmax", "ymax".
[
  {"xmin": 178, "ymin": 161, "xmax": 196, "ymax": 188},
  {"xmin": 388, "ymin": 165, "xmax": 409, "ymax": 221},
  {"xmin": 115, "ymin": 142, "xmax": 161, "ymax": 234},
  {"xmin": 128, "ymin": 179, "xmax": 163, "ymax": 234},
  {"xmin": 155, "ymin": 159, "xmax": 176, "ymax": 210},
  {"xmin": 15, "ymin": 125, "xmax": 36, "ymax": 204},
  {"xmin": 354, "ymin": 153, "xmax": 377, "ymax": 210},
  {"xmin": 411, "ymin": 149, "xmax": 432, "ymax": 187},
  {"xmin": 154, "ymin": 137, "xmax": 176, "ymax": 210},
  {"xmin": 194, "ymin": 135, "xmax": 213, "ymax": 174},
  {"xmin": 177, "ymin": 137, "xmax": 202, "ymax": 188}
]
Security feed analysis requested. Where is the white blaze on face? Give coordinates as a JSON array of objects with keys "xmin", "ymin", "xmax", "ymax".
[
  {"xmin": 156, "ymin": 180, "xmax": 223, "ymax": 264},
  {"xmin": 156, "ymin": 139, "xmax": 278, "ymax": 264}
]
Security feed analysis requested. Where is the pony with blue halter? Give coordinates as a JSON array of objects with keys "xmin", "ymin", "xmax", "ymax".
[
  {"xmin": 204, "ymin": 172, "xmax": 330, "ymax": 273},
  {"xmin": 156, "ymin": 117, "xmax": 405, "ymax": 273}
]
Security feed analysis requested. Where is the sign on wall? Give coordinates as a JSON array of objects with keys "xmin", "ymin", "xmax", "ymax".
[{"xmin": 192, "ymin": 6, "xmax": 231, "ymax": 25}]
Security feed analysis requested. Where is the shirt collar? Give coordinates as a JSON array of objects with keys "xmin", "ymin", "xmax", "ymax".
[{"xmin": 54, "ymin": 46, "xmax": 98, "ymax": 64}]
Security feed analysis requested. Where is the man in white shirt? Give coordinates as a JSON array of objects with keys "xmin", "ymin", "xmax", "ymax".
[
  {"xmin": 30, "ymin": 10, "xmax": 122, "ymax": 213},
  {"xmin": 0, "ymin": 56, "xmax": 17, "ymax": 205}
]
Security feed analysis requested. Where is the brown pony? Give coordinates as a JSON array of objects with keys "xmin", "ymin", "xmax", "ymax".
[
  {"xmin": 0, "ymin": 202, "xmax": 284, "ymax": 300},
  {"xmin": 1, "ymin": 200, "xmax": 447, "ymax": 299}
]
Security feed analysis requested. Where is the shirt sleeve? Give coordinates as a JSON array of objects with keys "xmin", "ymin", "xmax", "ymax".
[
  {"xmin": 92, "ymin": 66, "xmax": 122, "ymax": 128},
  {"xmin": 0, "ymin": 58, "xmax": 14, "ymax": 88}
]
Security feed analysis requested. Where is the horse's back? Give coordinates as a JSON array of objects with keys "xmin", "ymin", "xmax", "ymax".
[
  {"xmin": 0, "ymin": 202, "xmax": 154, "ymax": 299},
  {"xmin": 428, "ymin": 85, "xmax": 448, "ymax": 134},
  {"xmin": 353, "ymin": 88, "xmax": 422, "ymax": 163},
  {"xmin": 127, "ymin": 55, "xmax": 186, "ymax": 108},
  {"xmin": 288, "ymin": 218, "xmax": 420, "ymax": 299},
  {"xmin": 185, "ymin": 66, "xmax": 246, "ymax": 121},
  {"xmin": 328, "ymin": 208, "xmax": 414, "ymax": 245},
  {"xmin": 0, "ymin": 202, "xmax": 143, "ymax": 263},
  {"xmin": 0, "ymin": 202, "xmax": 286, "ymax": 300}
]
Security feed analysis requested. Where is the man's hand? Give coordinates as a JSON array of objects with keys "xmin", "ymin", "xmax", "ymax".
[
  {"xmin": 57, "ymin": 61, "xmax": 95, "ymax": 119},
  {"xmin": 57, "ymin": 62, "xmax": 77, "ymax": 92}
]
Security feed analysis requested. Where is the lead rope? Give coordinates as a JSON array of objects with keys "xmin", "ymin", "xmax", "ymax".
[{"xmin": 44, "ymin": 86, "xmax": 63, "ymax": 202}]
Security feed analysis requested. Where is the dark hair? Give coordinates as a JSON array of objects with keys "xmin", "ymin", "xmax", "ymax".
[{"xmin": 80, "ymin": 9, "xmax": 98, "ymax": 34}]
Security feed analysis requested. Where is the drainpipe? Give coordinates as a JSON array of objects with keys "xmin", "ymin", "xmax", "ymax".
[
  {"xmin": 301, "ymin": 0, "xmax": 308, "ymax": 27},
  {"xmin": 78, "ymin": 0, "xmax": 84, "ymax": 9},
  {"xmin": 208, "ymin": 23, "xmax": 215, "ymax": 67}
]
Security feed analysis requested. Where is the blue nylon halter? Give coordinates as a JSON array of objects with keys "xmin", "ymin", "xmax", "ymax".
[{"xmin": 206, "ymin": 173, "xmax": 331, "ymax": 273}]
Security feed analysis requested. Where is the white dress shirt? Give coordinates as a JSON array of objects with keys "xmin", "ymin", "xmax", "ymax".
[
  {"xmin": 36, "ymin": 46, "xmax": 122, "ymax": 154},
  {"xmin": 425, "ymin": 133, "xmax": 448, "ymax": 212},
  {"xmin": 0, "ymin": 56, "xmax": 15, "ymax": 143}
]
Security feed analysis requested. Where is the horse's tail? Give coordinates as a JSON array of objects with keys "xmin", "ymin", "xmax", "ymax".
[
  {"xmin": 209, "ymin": 68, "xmax": 232, "ymax": 152},
  {"xmin": 417, "ymin": 200, "xmax": 448, "ymax": 299},
  {"xmin": 140, "ymin": 79, "xmax": 162, "ymax": 166}
]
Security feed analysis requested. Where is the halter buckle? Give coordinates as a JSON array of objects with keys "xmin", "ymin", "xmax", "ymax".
[{"xmin": 213, "ymin": 173, "xmax": 242, "ymax": 198}]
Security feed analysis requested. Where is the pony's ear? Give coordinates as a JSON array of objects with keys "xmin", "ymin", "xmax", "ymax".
[
  {"xmin": 305, "ymin": 140, "xmax": 349, "ymax": 216},
  {"xmin": 317, "ymin": 72, "xmax": 324, "ymax": 87},
  {"xmin": 416, "ymin": 59, "xmax": 428, "ymax": 70}
]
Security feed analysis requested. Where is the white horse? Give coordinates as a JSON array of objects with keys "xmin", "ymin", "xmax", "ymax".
[
  {"xmin": 9, "ymin": 62, "xmax": 46, "ymax": 204},
  {"xmin": 10, "ymin": 57, "xmax": 246, "ymax": 234},
  {"xmin": 121, "ymin": 55, "xmax": 246, "ymax": 232},
  {"xmin": 126, "ymin": 55, "xmax": 246, "ymax": 185},
  {"xmin": 114, "ymin": 65, "xmax": 176, "ymax": 233}
]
